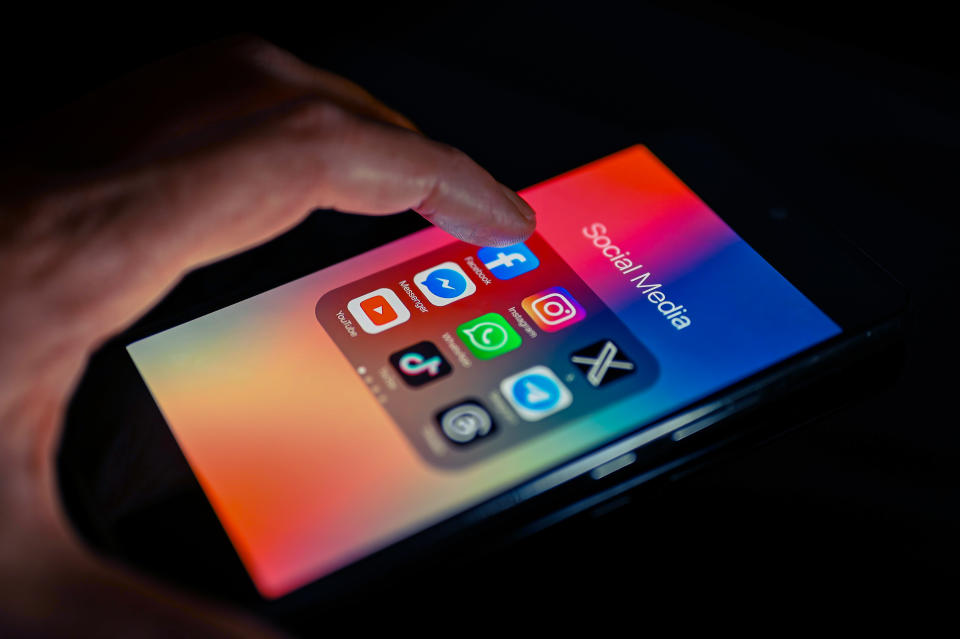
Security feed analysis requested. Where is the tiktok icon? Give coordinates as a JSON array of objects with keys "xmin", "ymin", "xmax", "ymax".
[
  {"xmin": 389, "ymin": 341, "xmax": 453, "ymax": 388},
  {"xmin": 477, "ymin": 242, "xmax": 540, "ymax": 280}
]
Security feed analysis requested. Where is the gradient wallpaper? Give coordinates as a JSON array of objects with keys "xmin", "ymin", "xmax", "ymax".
[{"xmin": 127, "ymin": 146, "xmax": 841, "ymax": 598}]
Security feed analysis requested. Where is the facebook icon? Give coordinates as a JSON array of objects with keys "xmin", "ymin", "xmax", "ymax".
[{"xmin": 477, "ymin": 242, "xmax": 540, "ymax": 280}]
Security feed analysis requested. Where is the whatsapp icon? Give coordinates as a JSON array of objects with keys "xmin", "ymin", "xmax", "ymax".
[{"xmin": 457, "ymin": 313, "xmax": 522, "ymax": 360}]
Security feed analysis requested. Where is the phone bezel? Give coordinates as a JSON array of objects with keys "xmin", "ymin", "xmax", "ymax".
[{"xmin": 58, "ymin": 135, "xmax": 907, "ymax": 614}]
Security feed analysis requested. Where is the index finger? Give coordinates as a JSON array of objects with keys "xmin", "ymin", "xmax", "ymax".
[
  {"xmin": 35, "ymin": 98, "xmax": 536, "ymax": 341},
  {"xmin": 143, "ymin": 99, "xmax": 537, "ymax": 265}
]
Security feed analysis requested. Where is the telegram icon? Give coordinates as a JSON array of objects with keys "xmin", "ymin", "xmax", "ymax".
[{"xmin": 500, "ymin": 365, "xmax": 573, "ymax": 422}]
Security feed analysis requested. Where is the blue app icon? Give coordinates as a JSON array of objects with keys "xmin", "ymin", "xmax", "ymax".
[
  {"xmin": 414, "ymin": 262, "xmax": 477, "ymax": 307},
  {"xmin": 477, "ymin": 242, "xmax": 540, "ymax": 280},
  {"xmin": 423, "ymin": 268, "xmax": 468, "ymax": 297},
  {"xmin": 500, "ymin": 365, "xmax": 573, "ymax": 421},
  {"xmin": 513, "ymin": 373, "xmax": 560, "ymax": 409}
]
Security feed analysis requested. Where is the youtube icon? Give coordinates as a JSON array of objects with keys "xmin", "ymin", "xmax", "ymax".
[
  {"xmin": 360, "ymin": 295, "xmax": 399, "ymax": 325},
  {"xmin": 347, "ymin": 288, "xmax": 411, "ymax": 334}
]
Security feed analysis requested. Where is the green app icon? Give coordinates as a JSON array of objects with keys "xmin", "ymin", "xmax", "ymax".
[{"xmin": 457, "ymin": 313, "xmax": 522, "ymax": 360}]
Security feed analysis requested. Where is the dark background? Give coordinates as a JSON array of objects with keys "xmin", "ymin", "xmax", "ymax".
[{"xmin": 7, "ymin": 0, "xmax": 958, "ymax": 620}]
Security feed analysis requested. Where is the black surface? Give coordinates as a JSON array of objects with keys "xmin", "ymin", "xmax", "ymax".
[{"xmin": 8, "ymin": 0, "xmax": 958, "ymax": 618}]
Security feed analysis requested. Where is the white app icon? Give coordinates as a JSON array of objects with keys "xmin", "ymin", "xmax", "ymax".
[
  {"xmin": 413, "ymin": 261, "xmax": 477, "ymax": 307},
  {"xmin": 499, "ymin": 365, "xmax": 573, "ymax": 422},
  {"xmin": 347, "ymin": 287, "xmax": 411, "ymax": 334}
]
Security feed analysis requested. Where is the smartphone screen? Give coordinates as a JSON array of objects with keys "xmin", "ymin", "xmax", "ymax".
[{"xmin": 126, "ymin": 146, "xmax": 841, "ymax": 599}]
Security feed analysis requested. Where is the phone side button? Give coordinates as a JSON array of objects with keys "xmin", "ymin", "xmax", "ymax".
[
  {"xmin": 589, "ymin": 452, "xmax": 638, "ymax": 481},
  {"xmin": 590, "ymin": 495, "xmax": 633, "ymax": 519}
]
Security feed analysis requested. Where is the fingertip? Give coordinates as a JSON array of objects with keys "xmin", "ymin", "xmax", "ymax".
[
  {"xmin": 421, "ymin": 210, "xmax": 533, "ymax": 248},
  {"xmin": 475, "ymin": 182, "xmax": 534, "ymax": 246},
  {"xmin": 498, "ymin": 183, "xmax": 536, "ymax": 222},
  {"xmin": 417, "ymin": 180, "xmax": 536, "ymax": 247},
  {"xmin": 491, "ymin": 184, "xmax": 536, "ymax": 246},
  {"xmin": 483, "ymin": 185, "xmax": 537, "ymax": 246}
]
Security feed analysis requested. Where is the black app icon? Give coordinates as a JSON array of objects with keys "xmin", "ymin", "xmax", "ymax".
[
  {"xmin": 389, "ymin": 341, "xmax": 452, "ymax": 388},
  {"xmin": 436, "ymin": 400, "xmax": 495, "ymax": 445},
  {"xmin": 570, "ymin": 340, "xmax": 635, "ymax": 387}
]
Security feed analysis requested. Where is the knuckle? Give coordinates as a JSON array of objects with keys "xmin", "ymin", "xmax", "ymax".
[
  {"xmin": 225, "ymin": 34, "xmax": 284, "ymax": 62},
  {"xmin": 218, "ymin": 34, "xmax": 305, "ymax": 78},
  {"xmin": 280, "ymin": 97, "xmax": 351, "ymax": 132}
]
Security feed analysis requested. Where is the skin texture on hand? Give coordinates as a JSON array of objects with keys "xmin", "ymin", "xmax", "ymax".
[{"xmin": 0, "ymin": 36, "xmax": 534, "ymax": 637}]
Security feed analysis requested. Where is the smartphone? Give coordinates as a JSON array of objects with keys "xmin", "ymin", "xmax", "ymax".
[{"xmin": 59, "ymin": 142, "xmax": 905, "ymax": 616}]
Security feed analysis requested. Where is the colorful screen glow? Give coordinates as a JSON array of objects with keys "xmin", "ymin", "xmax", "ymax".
[{"xmin": 127, "ymin": 146, "xmax": 840, "ymax": 598}]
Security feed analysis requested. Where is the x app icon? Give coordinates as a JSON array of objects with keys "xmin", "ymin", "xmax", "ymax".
[{"xmin": 570, "ymin": 340, "xmax": 635, "ymax": 387}]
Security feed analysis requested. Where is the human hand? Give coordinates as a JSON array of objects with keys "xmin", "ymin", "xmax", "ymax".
[{"xmin": 0, "ymin": 36, "xmax": 534, "ymax": 637}]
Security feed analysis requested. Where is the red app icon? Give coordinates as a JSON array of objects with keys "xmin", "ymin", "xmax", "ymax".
[
  {"xmin": 360, "ymin": 295, "xmax": 398, "ymax": 325},
  {"xmin": 347, "ymin": 288, "xmax": 411, "ymax": 334}
]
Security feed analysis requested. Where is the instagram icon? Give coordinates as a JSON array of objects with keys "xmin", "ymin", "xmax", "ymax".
[{"xmin": 522, "ymin": 287, "xmax": 586, "ymax": 332}]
